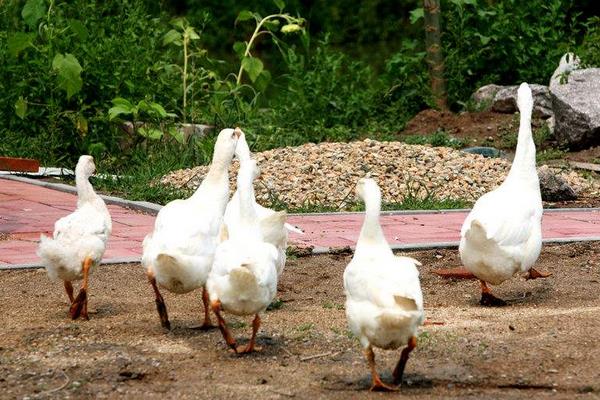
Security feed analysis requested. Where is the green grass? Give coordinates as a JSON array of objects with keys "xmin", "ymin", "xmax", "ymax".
[
  {"xmin": 267, "ymin": 298, "xmax": 284, "ymax": 311},
  {"xmin": 536, "ymin": 148, "xmax": 568, "ymax": 163},
  {"xmin": 296, "ymin": 323, "xmax": 314, "ymax": 332},
  {"xmin": 322, "ymin": 301, "xmax": 345, "ymax": 310}
]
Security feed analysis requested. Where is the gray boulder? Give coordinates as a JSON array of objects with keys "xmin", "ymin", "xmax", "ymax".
[
  {"xmin": 537, "ymin": 166, "xmax": 577, "ymax": 201},
  {"xmin": 471, "ymin": 84, "xmax": 503, "ymax": 110},
  {"xmin": 550, "ymin": 68, "xmax": 600, "ymax": 150},
  {"xmin": 492, "ymin": 84, "xmax": 553, "ymax": 119}
]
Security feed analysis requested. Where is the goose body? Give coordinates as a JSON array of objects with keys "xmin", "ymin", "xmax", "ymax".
[
  {"xmin": 208, "ymin": 158, "xmax": 279, "ymax": 353},
  {"xmin": 223, "ymin": 131, "xmax": 289, "ymax": 276},
  {"xmin": 142, "ymin": 128, "xmax": 240, "ymax": 329},
  {"xmin": 343, "ymin": 178, "xmax": 424, "ymax": 390},
  {"xmin": 459, "ymin": 83, "xmax": 546, "ymax": 305},
  {"xmin": 37, "ymin": 155, "xmax": 112, "ymax": 319}
]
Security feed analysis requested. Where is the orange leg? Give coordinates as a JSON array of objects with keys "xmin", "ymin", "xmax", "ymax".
[
  {"xmin": 147, "ymin": 268, "xmax": 170, "ymax": 330},
  {"xmin": 365, "ymin": 346, "xmax": 396, "ymax": 392},
  {"xmin": 393, "ymin": 336, "xmax": 417, "ymax": 385},
  {"xmin": 70, "ymin": 257, "xmax": 92, "ymax": 320},
  {"xmin": 479, "ymin": 280, "xmax": 507, "ymax": 307},
  {"xmin": 211, "ymin": 300, "xmax": 238, "ymax": 353},
  {"xmin": 198, "ymin": 286, "xmax": 215, "ymax": 330},
  {"xmin": 64, "ymin": 280, "xmax": 74, "ymax": 303},
  {"xmin": 237, "ymin": 314, "xmax": 262, "ymax": 354},
  {"xmin": 526, "ymin": 267, "xmax": 552, "ymax": 280}
]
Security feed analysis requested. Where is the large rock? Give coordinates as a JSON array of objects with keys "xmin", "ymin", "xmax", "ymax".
[
  {"xmin": 537, "ymin": 165, "xmax": 577, "ymax": 201},
  {"xmin": 471, "ymin": 84, "xmax": 503, "ymax": 110},
  {"xmin": 550, "ymin": 68, "xmax": 600, "ymax": 150},
  {"xmin": 492, "ymin": 84, "xmax": 553, "ymax": 119}
]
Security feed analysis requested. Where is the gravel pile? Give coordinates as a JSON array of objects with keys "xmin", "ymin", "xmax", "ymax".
[{"xmin": 161, "ymin": 139, "xmax": 599, "ymax": 209}]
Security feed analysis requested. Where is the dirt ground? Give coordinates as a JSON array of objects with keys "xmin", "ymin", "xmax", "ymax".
[
  {"xmin": 402, "ymin": 109, "xmax": 518, "ymax": 148},
  {"xmin": 1, "ymin": 242, "xmax": 600, "ymax": 399},
  {"xmin": 403, "ymin": 109, "xmax": 600, "ymax": 165}
]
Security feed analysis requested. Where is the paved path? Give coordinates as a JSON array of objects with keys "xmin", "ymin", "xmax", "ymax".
[{"xmin": 1, "ymin": 178, "xmax": 599, "ymax": 266}]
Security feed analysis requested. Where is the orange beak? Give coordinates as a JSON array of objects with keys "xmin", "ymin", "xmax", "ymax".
[{"xmin": 234, "ymin": 127, "xmax": 242, "ymax": 138}]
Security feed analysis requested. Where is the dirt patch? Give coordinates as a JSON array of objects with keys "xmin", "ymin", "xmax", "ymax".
[
  {"xmin": 402, "ymin": 109, "xmax": 518, "ymax": 148},
  {"xmin": 566, "ymin": 146, "xmax": 600, "ymax": 164},
  {"xmin": 1, "ymin": 242, "xmax": 600, "ymax": 399}
]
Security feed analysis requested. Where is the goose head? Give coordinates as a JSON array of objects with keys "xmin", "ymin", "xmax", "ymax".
[
  {"xmin": 213, "ymin": 127, "xmax": 241, "ymax": 165},
  {"xmin": 356, "ymin": 178, "xmax": 381, "ymax": 205},
  {"xmin": 516, "ymin": 82, "xmax": 533, "ymax": 115},
  {"xmin": 234, "ymin": 129, "xmax": 252, "ymax": 162},
  {"xmin": 75, "ymin": 155, "xmax": 96, "ymax": 179}
]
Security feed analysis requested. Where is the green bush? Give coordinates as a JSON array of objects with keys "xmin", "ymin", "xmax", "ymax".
[
  {"xmin": 1, "ymin": 0, "xmax": 179, "ymax": 165},
  {"xmin": 579, "ymin": 16, "xmax": 600, "ymax": 67}
]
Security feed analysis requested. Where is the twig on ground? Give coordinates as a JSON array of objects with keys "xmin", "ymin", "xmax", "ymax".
[
  {"xmin": 38, "ymin": 369, "xmax": 70, "ymax": 396},
  {"xmin": 300, "ymin": 351, "xmax": 340, "ymax": 362}
]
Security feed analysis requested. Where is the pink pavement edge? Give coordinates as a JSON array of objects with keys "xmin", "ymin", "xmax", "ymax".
[{"xmin": 1, "ymin": 177, "xmax": 599, "ymax": 267}]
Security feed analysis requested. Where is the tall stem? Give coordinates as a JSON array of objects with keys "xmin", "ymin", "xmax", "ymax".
[
  {"xmin": 424, "ymin": 0, "xmax": 448, "ymax": 110},
  {"xmin": 182, "ymin": 34, "xmax": 188, "ymax": 124},
  {"xmin": 235, "ymin": 14, "xmax": 282, "ymax": 85}
]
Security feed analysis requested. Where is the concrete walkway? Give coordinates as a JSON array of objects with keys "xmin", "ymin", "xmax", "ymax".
[{"xmin": 1, "ymin": 177, "xmax": 599, "ymax": 267}]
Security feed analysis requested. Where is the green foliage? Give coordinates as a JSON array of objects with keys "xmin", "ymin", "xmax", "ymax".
[
  {"xmin": 52, "ymin": 53, "xmax": 83, "ymax": 99},
  {"xmin": 537, "ymin": 148, "xmax": 567, "ymax": 163},
  {"xmin": 438, "ymin": 0, "xmax": 583, "ymax": 107},
  {"xmin": 579, "ymin": 16, "xmax": 600, "ymax": 67}
]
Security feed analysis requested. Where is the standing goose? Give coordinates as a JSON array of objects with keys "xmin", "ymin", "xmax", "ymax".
[
  {"xmin": 207, "ymin": 158, "xmax": 279, "ymax": 354},
  {"xmin": 344, "ymin": 178, "xmax": 424, "ymax": 391},
  {"xmin": 37, "ymin": 155, "xmax": 112, "ymax": 320},
  {"xmin": 459, "ymin": 83, "xmax": 550, "ymax": 306},
  {"xmin": 142, "ymin": 128, "xmax": 240, "ymax": 330},
  {"xmin": 223, "ymin": 130, "xmax": 291, "ymax": 276}
]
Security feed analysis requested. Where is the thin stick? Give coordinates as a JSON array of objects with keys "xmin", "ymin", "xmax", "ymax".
[
  {"xmin": 40, "ymin": 369, "xmax": 70, "ymax": 395},
  {"xmin": 300, "ymin": 351, "xmax": 340, "ymax": 361}
]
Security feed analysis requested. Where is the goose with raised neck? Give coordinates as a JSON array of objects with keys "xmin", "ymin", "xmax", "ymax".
[
  {"xmin": 506, "ymin": 83, "xmax": 537, "ymax": 184},
  {"xmin": 75, "ymin": 159, "xmax": 99, "ymax": 206},
  {"xmin": 141, "ymin": 127, "xmax": 240, "ymax": 331},
  {"xmin": 355, "ymin": 179, "xmax": 392, "ymax": 258}
]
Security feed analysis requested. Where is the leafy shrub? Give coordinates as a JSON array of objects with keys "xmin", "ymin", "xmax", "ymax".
[
  {"xmin": 403, "ymin": 0, "xmax": 587, "ymax": 109},
  {"xmin": 579, "ymin": 16, "xmax": 600, "ymax": 67},
  {"xmin": 1, "ymin": 0, "xmax": 178, "ymax": 165}
]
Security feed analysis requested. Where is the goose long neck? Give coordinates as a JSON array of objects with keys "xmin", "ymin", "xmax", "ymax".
[
  {"xmin": 508, "ymin": 108, "xmax": 537, "ymax": 180},
  {"xmin": 238, "ymin": 179, "xmax": 256, "ymax": 224},
  {"xmin": 358, "ymin": 194, "xmax": 387, "ymax": 246},
  {"xmin": 204, "ymin": 151, "xmax": 230, "ymax": 185},
  {"xmin": 192, "ymin": 148, "xmax": 231, "ymax": 201},
  {"xmin": 76, "ymin": 174, "xmax": 97, "ymax": 205}
]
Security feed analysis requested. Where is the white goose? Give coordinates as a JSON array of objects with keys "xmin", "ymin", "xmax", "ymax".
[
  {"xmin": 459, "ymin": 83, "xmax": 550, "ymax": 306},
  {"xmin": 223, "ymin": 130, "xmax": 291, "ymax": 276},
  {"xmin": 207, "ymin": 158, "xmax": 279, "ymax": 354},
  {"xmin": 141, "ymin": 128, "xmax": 240, "ymax": 330},
  {"xmin": 344, "ymin": 178, "xmax": 424, "ymax": 391},
  {"xmin": 37, "ymin": 155, "xmax": 112, "ymax": 320}
]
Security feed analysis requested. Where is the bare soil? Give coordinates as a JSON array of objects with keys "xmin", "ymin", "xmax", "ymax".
[
  {"xmin": 403, "ymin": 109, "xmax": 600, "ymax": 166},
  {"xmin": 1, "ymin": 242, "xmax": 600, "ymax": 399},
  {"xmin": 402, "ymin": 109, "xmax": 519, "ymax": 148}
]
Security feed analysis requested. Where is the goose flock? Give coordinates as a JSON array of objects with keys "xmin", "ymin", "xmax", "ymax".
[{"xmin": 37, "ymin": 83, "xmax": 552, "ymax": 391}]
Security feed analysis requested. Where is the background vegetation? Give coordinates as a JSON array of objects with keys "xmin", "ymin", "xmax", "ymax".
[{"xmin": 1, "ymin": 0, "xmax": 598, "ymax": 205}]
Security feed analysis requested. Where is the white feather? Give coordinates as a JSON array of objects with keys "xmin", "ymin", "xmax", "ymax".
[
  {"xmin": 37, "ymin": 155, "xmax": 111, "ymax": 281},
  {"xmin": 142, "ymin": 128, "xmax": 239, "ymax": 294},
  {"xmin": 223, "ymin": 131, "xmax": 290, "ymax": 276},
  {"xmin": 343, "ymin": 178, "xmax": 424, "ymax": 350},
  {"xmin": 207, "ymin": 157, "xmax": 279, "ymax": 317},
  {"xmin": 459, "ymin": 83, "xmax": 542, "ymax": 285}
]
